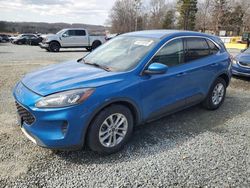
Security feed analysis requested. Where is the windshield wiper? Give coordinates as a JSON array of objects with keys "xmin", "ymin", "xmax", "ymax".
[{"xmin": 83, "ymin": 60, "xmax": 111, "ymax": 72}]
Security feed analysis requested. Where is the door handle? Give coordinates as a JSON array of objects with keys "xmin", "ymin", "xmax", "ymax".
[{"xmin": 176, "ymin": 72, "xmax": 187, "ymax": 77}]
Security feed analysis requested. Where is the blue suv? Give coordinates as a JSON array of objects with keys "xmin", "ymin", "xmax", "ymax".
[{"xmin": 13, "ymin": 30, "xmax": 232, "ymax": 154}]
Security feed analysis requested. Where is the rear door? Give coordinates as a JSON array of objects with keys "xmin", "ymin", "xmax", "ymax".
[
  {"xmin": 182, "ymin": 37, "xmax": 221, "ymax": 104},
  {"xmin": 74, "ymin": 30, "xmax": 88, "ymax": 46}
]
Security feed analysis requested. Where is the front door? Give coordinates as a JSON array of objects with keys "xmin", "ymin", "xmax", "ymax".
[{"xmin": 140, "ymin": 38, "xmax": 194, "ymax": 120}]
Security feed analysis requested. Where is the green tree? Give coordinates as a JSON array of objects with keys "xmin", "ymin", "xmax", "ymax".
[
  {"xmin": 177, "ymin": 0, "xmax": 198, "ymax": 30},
  {"xmin": 162, "ymin": 10, "xmax": 175, "ymax": 29}
]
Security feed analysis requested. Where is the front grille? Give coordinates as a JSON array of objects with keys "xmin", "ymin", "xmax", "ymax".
[
  {"xmin": 239, "ymin": 62, "xmax": 250, "ymax": 68},
  {"xmin": 15, "ymin": 102, "xmax": 35, "ymax": 125}
]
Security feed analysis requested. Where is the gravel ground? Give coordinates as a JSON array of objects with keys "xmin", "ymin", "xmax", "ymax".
[{"xmin": 0, "ymin": 43, "xmax": 249, "ymax": 187}]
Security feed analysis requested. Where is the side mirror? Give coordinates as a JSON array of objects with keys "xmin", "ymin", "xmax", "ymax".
[
  {"xmin": 62, "ymin": 33, "xmax": 69, "ymax": 37},
  {"xmin": 144, "ymin": 63, "xmax": 168, "ymax": 74}
]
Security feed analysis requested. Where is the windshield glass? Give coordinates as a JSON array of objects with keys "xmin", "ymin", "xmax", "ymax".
[
  {"xmin": 56, "ymin": 29, "xmax": 66, "ymax": 35},
  {"xmin": 17, "ymin": 35, "xmax": 23, "ymax": 39},
  {"xmin": 83, "ymin": 36, "xmax": 159, "ymax": 72},
  {"xmin": 243, "ymin": 48, "xmax": 250, "ymax": 54}
]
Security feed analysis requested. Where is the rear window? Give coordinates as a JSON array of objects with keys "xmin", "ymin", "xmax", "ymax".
[
  {"xmin": 185, "ymin": 38, "xmax": 210, "ymax": 62},
  {"xmin": 75, "ymin": 30, "xmax": 86, "ymax": 36},
  {"xmin": 207, "ymin": 39, "xmax": 220, "ymax": 54}
]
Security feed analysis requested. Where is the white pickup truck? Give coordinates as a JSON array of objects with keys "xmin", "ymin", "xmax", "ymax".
[{"xmin": 39, "ymin": 28, "xmax": 106, "ymax": 52}]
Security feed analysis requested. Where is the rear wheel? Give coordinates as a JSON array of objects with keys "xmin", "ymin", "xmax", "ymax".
[
  {"xmin": 87, "ymin": 105, "xmax": 134, "ymax": 154},
  {"xmin": 202, "ymin": 77, "xmax": 226, "ymax": 110},
  {"xmin": 91, "ymin": 41, "xmax": 102, "ymax": 50},
  {"xmin": 49, "ymin": 42, "xmax": 60, "ymax": 52}
]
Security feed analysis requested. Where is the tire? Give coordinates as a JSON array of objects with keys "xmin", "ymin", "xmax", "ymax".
[
  {"xmin": 202, "ymin": 77, "xmax": 226, "ymax": 110},
  {"xmin": 49, "ymin": 42, "xmax": 60, "ymax": 52},
  {"xmin": 18, "ymin": 41, "xmax": 22, "ymax": 45},
  {"xmin": 46, "ymin": 48, "xmax": 51, "ymax": 52},
  {"xmin": 91, "ymin": 41, "xmax": 102, "ymax": 50},
  {"xmin": 87, "ymin": 105, "xmax": 134, "ymax": 154},
  {"xmin": 86, "ymin": 47, "xmax": 92, "ymax": 52}
]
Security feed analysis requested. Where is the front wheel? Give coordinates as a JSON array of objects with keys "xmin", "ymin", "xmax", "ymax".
[
  {"xmin": 202, "ymin": 77, "xmax": 226, "ymax": 110},
  {"xmin": 49, "ymin": 42, "xmax": 60, "ymax": 52},
  {"xmin": 87, "ymin": 105, "xmax": 134, "ymax": 154}
]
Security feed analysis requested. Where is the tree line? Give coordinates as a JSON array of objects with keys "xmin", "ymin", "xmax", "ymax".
[{"xmin": 107, "ymin": 0, "xmax": 250, "ymax": 36}]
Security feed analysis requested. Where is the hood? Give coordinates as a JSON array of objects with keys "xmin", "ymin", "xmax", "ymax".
[
  {"xmin": 21, "ymin": 61, "xmax": 123, "ymax": 96},
  {"xmin": 235, "ymin": 53, "xmax": 250, "ymax": 64},
  {"xmin": 44, "ymin": 34, "xmax": 60, "ymax": 41}
]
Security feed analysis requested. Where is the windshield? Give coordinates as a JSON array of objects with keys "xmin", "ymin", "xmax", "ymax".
[
  {"xmin": 83, "ymin": 36, "xmax": 159, "ymax": 72},
  {"xmin": 243, "ymin": 48, "xmax": 250, "ymax": 54},
  {"xmin": 17, "ymin": 35, "xmax": 23, "ymax": 39},
  {"xmin": 56, "ymin": 29, "xmax": 67, "ymax": 35}
]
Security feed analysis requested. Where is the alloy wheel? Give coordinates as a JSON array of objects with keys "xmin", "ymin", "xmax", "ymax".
[
  {"xmin": 98, "ymin": 113, "xmax": 128, "ymax": 148},
  {"xmin": 212, "ymin": 83, "xmax": 225, "ymax": 105}
]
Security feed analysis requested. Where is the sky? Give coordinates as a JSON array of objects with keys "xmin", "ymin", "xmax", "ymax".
[{"xmin": 0, "ymin": 0, "xmax": 116, "ymax": 25}]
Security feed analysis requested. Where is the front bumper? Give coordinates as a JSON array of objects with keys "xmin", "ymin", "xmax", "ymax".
[
  {"xmin": 232, "ymin": 63, "xmax": 250, "ymax": 77},
  {"xmin": 13, "ymin": 82, "xmax": 95, "ymax": 150},
  {"xmin": 39, "ymin": 42, "xmax": 49, "ymax": 49}
]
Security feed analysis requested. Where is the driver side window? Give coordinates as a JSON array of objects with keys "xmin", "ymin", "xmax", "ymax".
[
  {"xmin": 151, "ymin": 39, "xmax": 184, "ymax": 67},
  {"xmin": 63, "ymin": 30, "xmax": 75, "ymax": 37}
]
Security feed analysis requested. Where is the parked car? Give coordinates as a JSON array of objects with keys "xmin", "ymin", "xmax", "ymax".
[
  {"xmin": 27, "ymin": 36, "xmax": 43, "ymax": 45},
  {"xmin": 13, "ymin": 30, "xmax": 232, "ymax": 154},
  {"xmin": 12, "ymin": 34, "xmax": 38, "ymax": 44},
  {"xmin": 0, "ymin": 34, "xmax": 10, "ymax": 42},
  {"xmin": 9, "ymin": 35, "xmax": 18, "ymax": 42},
  {"xmin": 232, "ymin": 48, "xmax": 250, "ymax": 77},
  {"xmin": 39, "ymin": 28, "xmax": 106, "ymax": 52}
]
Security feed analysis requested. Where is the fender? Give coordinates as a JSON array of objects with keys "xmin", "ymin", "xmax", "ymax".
[
  {"xmin": 80, "ymin": 97, "xmax": 142, "ymax": 147},
  {"xmin": 48, "ymin": 40, "xmax": 61, "ymax": 47}
]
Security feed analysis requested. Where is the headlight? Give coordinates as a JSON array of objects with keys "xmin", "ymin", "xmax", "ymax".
[
  {"xmin": 232, "ymin": 59, "xmax": 238, "ymax": 65},
  {"xmin": 36, "ymin": 88, "xmax": 94, "ymax": 108}
]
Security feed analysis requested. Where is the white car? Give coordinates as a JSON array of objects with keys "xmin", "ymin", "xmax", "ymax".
[{"xmin": 39, "ymin": 28, "xmax": 106, "ymax": 52}]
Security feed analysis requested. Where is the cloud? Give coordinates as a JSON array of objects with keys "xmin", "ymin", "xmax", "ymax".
[{"xmin": 0, "ymin": 0, "xmax": 116, "ymax": 25}]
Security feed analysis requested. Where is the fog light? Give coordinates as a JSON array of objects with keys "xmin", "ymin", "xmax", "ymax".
[{"xmin": 61, "ymin": 121, "xmax": 68, "ymax": 136}]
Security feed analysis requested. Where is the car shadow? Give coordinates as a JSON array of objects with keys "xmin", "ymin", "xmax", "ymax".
[
  {"xmin": 58, "ymin": 49, "xmax": 89, "ymax": 53},
  {"xmin": 54, "ymin": 93, "xmax": 249, "ymax": 164},
  {"xmin": 232, "ymin": 75, "xmax": 250, "ymax": 81}
]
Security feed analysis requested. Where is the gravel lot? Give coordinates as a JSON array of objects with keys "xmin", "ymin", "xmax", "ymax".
[{"xmin": 0, "ymin": 43, "xmax": 249, "ymax": 187}]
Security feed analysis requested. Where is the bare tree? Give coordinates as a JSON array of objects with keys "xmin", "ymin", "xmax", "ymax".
[
  {"xmin": 236, "ymin": 0, "xmax": 250, "ymax": 32},
  {"xmin": 148, "ymin": 0, "xmax": 167, "ymax": 29},
  {"xmin": 108, "ymin": 0, "xmax": 144, "ymax": 33},
  {"xmin": 196, "ymin": 0, "xmax": 212, "ymax": 32}
]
